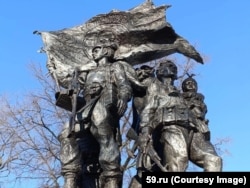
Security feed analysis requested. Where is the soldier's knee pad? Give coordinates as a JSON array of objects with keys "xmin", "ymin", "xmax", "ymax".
[{"xmin": 204, "ymin": 155, "xmax": 222, "ymax": 171}]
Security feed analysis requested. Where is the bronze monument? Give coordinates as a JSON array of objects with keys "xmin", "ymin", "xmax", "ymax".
[{"xmin": 36, "ymin": 1, "xmax": 222, "ymax": 188}]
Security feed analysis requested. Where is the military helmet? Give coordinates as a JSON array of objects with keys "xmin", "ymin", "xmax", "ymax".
[{"xmin": 92, "ymin": 42, "xmax": 118, "ymax": 52}]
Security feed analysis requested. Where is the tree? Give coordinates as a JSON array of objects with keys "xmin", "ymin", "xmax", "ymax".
[{"xmin": 0, "ymin": 63, "xmax": 66, "ymax": 187}]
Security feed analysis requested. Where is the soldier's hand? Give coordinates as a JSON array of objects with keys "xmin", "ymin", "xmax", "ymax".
[
  {"xmin": 117, "ymin": 99, "xmax": 127, "ymax": 116},
  {"xmin": 138, "ymin": 133, "xmax": 151, "ymax": 154}
]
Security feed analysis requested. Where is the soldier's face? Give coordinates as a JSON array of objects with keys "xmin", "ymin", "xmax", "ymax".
[
  {"xmin": 157, "ymin": 62, "xmax": 177, "ymax": 79},
  {"xmin": 92, "ymin": 47, "xmax": 103, "ymax": 61},
  {"xmin": 184, "ymin": 80, "xmax": 197, "ymax": 92},
  {"xmin": 137, "ymin": 67, "xmax": 154, "ymax": 80}
]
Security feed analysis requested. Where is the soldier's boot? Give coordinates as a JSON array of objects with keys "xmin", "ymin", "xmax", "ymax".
[
  {"xmin": 99, "ymin": 175, "xmax": 122, "ymax": 188},
  {"xmin": 63, "ymin": 174, "xmax": 77, "ymax": 188},
  {"xmin": 103, "ymin": 177, "xmax": 121, "ymax": 188},
  {"xmin": 128, "ymin": 175, "xmax": 142, "ymax": 188}
]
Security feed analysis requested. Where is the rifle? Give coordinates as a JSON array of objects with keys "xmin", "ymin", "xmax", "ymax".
[
  {"xmin": 144, "ymin": 138, "xmax": 168, "ymax": 172},
  {"xmin": 68, "ymin": 68, "xmax": 80, "ymax": 137},
  {"xmin": 122, "ymin": 128, "xmax": 168, "ymax": 172}
]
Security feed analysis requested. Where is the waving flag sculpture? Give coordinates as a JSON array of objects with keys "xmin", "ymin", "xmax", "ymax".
[{"xmin": 36, "ymin": 1, "xmax": 203, "ymax": 88}]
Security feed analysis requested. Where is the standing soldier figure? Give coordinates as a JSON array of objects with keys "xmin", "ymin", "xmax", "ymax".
[
  {"xmin": 181, "ymin": 75, "xmax": 222, "ymax": 171},
  {"xmin": 76, "ymin": 43, "xmax": 132, "ymax": 188},
  {"xmin": 138, "ymin": 60, "xmax": 194, "ymax": 171}
]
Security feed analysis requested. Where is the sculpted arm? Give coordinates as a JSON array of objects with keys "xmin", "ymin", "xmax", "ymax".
[
  {"xmin": 113, "ymin": 63, "xmax": 133, "ymax": 116},
  {"xmin": 139, "ymin": 82, "xmax": 159, "ymax": 130},
  {"xmin": 137, "ymin": 82, "xmax": 159, "ymax": 153}
]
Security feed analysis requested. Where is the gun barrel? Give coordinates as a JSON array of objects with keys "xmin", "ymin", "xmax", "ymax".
[
  {"xmin": 147, "ymin": 144, "xmax": 168, "ymax": 172},
  {"xmin": 125, "ymin": 128, "xmax": 168, "ymax": 172}
]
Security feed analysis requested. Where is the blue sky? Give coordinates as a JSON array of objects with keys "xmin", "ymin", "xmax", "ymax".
[{"xmin": 1, "ymin": 0, "xmax": 250, "ymax": 186}]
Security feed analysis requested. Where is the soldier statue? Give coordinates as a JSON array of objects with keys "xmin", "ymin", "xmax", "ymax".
[
  {"xmin": 137, "ymin": 59, "xmax": 196, "ymax": 172},
  {"xmin": 76, "ymin": 43, "xmax": 132, "ymax": 188},
  {"xmin": 181, "ymin": 75, "xmax": 222, "ymax": 171}
]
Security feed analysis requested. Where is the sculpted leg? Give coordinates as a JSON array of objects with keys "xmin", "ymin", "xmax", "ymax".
[
  {"xmin": 203, "ymin": 154, "xmax": 222, "ymax": 171},
  {"xmin": 160, "ymin": 126, "xmax": 189, "ymax": 171},
  {"xmin": 190, "ymin": 132, "xmax": 223, "ymax": 172},
  {"xmin": 91, "ymin": 103, "xmax": 122, "ymax": 188},
  {"xmin": 59, "ymin": 123, "xmax": 82, "ymax": 188}
]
